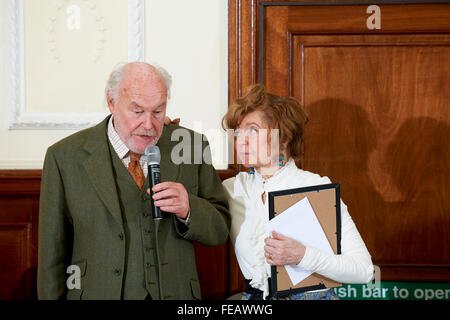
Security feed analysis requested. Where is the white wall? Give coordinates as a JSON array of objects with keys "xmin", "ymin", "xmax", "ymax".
[
  {"xmin": 146, "ymin": 0, "xmax": 229, "ymax": 169},
  {"xmin": 0, "ymin": 0, "xmax": 228, "ymax": 169}
]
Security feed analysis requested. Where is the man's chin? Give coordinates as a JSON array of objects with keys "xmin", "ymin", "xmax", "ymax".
[{"xmin": 129, "ymin": 138, "xmax": 158, "ymax": 154}]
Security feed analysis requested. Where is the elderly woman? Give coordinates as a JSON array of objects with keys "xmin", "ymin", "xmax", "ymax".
[{"xmin": 222, "ymin": 84, "xmax": 373, "ymax": 300}]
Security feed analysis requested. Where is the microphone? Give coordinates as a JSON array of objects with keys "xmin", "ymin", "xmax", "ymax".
[
  {"xmin": 145, "ymin": 145, "xmax": 163, "ymax": 220},
  {"xmin": 145, "ymin": 145, "xmax": 165, "ymax": 299}
]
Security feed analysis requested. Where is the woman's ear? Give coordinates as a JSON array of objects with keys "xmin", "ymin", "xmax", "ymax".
[{"xmin": 278, "ymin": 140, "xmax": 288, "ymax": 154}]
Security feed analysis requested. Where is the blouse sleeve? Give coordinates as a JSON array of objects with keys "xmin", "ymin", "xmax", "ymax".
[{"xmin": 297, "ymin": 200, "xmax": 374, "ymax": 284}]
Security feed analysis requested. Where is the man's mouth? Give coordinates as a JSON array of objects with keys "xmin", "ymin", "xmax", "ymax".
[
  {"xmin": 134, "ymin": 134, "xmax": 154, "ymax": 139},
  {"xmin": 132, "ymin": 135, "xmax": 156, "ymax": 145}
]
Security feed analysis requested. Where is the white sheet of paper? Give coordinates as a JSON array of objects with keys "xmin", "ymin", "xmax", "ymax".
[{"xmin": 265, "ymin": 197, "xmax": 334, "ymax": 286}]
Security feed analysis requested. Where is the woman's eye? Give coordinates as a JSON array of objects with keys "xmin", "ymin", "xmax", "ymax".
[
  {"xmin": 234, "ymin": 130, "xmax": 241, "ymax": 137},
  {"xmin": 249, "ymin": 128, "xmax": 258, "ymax": 134}
]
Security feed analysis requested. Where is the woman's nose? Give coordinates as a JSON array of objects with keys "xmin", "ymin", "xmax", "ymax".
[{"xmin": 236, "ymin": 133, "xmax": 248, "ymax": 146}]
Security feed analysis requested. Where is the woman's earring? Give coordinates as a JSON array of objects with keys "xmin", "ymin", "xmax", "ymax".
[
  {"xmin": 248, "ymin": 166, "xmax": 255, "ymax": 174},
  {"xmin": 278, "ymin": 153, "xmax": 285, "ymax": 167}
]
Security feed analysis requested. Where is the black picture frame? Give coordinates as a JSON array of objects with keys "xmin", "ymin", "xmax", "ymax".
[{"xmin": 268, "ymin": 183, "xmax": 342, "ymax": 297}]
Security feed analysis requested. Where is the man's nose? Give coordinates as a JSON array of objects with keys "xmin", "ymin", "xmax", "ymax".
[{"xmin": 142, "ymin": 113, "xmax": 154, "ymax": 130}]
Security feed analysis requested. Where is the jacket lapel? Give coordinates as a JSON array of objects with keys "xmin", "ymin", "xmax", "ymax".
[
  {"xmin": 81, "ymin": 119, "xmax": 179, "ymax": 228},
  {"xmin": 82, "ymin": 116, "xmax": 124, "ymax": 229}
]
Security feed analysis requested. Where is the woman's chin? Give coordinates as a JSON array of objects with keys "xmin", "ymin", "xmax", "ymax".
[{"xmin": 239, "ymin": 162, "xmax": 257, "ymax": 169}]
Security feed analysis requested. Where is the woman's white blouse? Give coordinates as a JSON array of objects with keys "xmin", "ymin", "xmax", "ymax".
[{"xmin": 223, "ymin": 159, "xmax": 374, "ymax": 298}]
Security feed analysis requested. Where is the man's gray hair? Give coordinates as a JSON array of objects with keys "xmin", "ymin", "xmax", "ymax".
[{"xmin": 105, "ymin": 62, "xmax": 172, "ymax": 104}]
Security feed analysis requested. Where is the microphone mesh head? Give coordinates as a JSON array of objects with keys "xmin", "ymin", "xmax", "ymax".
[{"xmin": 145, "ymin": 145, "xmax": 161, "ymax": 164}]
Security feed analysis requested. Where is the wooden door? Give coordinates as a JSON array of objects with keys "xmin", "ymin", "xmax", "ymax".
[
  {"xmin": 229, "ymin": 0, "xmax": 450, "ymax": 285},
  {"xmin": 0, "ymin": 171, "xmax": 40, "ymax": 299}
]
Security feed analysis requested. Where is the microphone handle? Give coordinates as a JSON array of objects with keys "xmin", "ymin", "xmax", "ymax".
[
  {"xmin": 148, "ymin": 163, "xmax": 164, "ymax": 299},
  {"xmin": 149, "ymin": 164, "xmax": 163, "ymax": 220}
]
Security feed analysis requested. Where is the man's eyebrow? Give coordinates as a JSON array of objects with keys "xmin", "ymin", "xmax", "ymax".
[{"xmin": 130, "ymin": 102, "xmax": 143, "ymax": 109}]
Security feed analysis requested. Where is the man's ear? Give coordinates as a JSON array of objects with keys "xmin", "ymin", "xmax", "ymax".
[{"xmin": 106, "ymin": 94, "xmax": 115, "ymax": 114}]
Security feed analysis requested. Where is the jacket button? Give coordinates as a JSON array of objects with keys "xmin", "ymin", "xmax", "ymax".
[
  {"xmin": 114, "ymin": 268, "xmax": 121, "ymax": 276},
  {"xmin": 118, "ymin": 233, "xmax": 124, "ymax": 240}
]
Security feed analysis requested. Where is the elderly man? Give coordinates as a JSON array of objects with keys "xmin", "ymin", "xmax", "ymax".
[{"xmin": 37, "ymin": 62, "xmax": 230, "ymax": 300}]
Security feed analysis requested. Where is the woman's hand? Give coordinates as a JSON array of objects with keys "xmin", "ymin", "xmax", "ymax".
[
  {"xmin": 164, "ymin": 116, "xmax": 181, "ymax": 125},
  {"xmin": 264, "ymin": 231, "xmax": 306, "ymax": 266}
]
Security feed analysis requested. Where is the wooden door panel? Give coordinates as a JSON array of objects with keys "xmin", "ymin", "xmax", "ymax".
[
  {"xmin": 287, "ymin": 4, "xmax": 450, "ymax": 33},
  {"xmin": 291, "ymin": 36, "xmax": 450, "ymax": 280},
  {"xmin": 297, "ymin": 39, "xmax": 450, "ymax": 259},
  {"xmin": 194, "ymin": 241, "xmax": 229, "ymax": 300},
  {"xmin": 255, "ymin": 1, "xmax": 450, "ymax": 281},
  {"xmin": 0, "ymin": 224, "xmax": 34, "ymax": 299}
]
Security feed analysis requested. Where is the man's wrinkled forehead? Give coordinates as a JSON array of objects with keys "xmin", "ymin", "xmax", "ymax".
[{"xmin": 120, "ymin": 63, "xmax": 167, "ymax": 95}]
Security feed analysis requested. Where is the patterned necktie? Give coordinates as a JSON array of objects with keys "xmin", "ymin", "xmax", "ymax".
[{"xmin": 128, "ymin": 151, "xmax": 145, "ymax": 190}]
